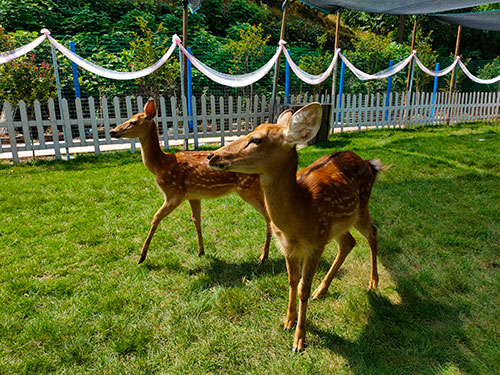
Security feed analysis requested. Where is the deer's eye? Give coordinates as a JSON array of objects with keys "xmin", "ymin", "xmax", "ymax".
[{"xmin": 250, "ymin": 138, "xmax": 262, "ymax": 145}]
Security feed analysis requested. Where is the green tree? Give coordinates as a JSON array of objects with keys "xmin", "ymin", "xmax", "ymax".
[
  {"xmin": 126, "ymin": 17, "xmax": 180, "ymax": 101},
  {"xmin": 297, "ymin": 33, "xmax": 333, "ymax": 95},
  {"xmin": 224, "ymin": 23, "xmax": 270, "ymax": 99}
]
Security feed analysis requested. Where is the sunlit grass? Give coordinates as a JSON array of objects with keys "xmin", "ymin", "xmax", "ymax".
[{"xmin": 1, "ymin": 122, "xmax": 498, "ymax": 374}]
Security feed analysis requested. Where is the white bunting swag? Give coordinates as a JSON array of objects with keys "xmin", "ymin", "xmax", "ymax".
[{"xmin": 1, "ymin": 29, "xmax": 500, "ymax": 87}]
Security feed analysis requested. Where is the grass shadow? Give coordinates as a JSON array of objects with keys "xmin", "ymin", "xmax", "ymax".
[
  {"xmin": 310, "ymin": 138, "xmax": 352, "ymax": 149},
  {"xmin": 0, "ymin": 150, "xmax": 142, "ymax": 172},
  {"xmin": 308, "ymin": 172, "xmax": 500, "ymax": 373},
  {"xmin": 200, "ymin": 255, "xmax": 287, "ymax": 288}
]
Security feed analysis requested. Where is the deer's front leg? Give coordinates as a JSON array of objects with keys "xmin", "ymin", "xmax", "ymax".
[
  {"xmin": 294, "ymin": 251, "xmax": 322, "ymax": 352},
  {"xmin": 284, "ymin": 255, "xmax": 300, "ymax": 330},
  {"xmin": 139, "ymin": 197, "xmax": 183, "ymax": 264}
]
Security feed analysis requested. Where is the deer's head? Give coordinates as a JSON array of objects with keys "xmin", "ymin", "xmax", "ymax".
[
  {"xmin": 208, "ymin": 102, "xmax": 322, "ymax": 175},
  {"xmin": 110, "ymin": 99, "xmax": 157, "ymax": 139}
]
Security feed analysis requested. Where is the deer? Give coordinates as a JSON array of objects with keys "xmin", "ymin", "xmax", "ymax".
[
  {"xmin": 207, "ymin": 102, "xmax": 386, "ymax": 352},
  {"xmin": 110, "ymin": 99, "xmax": 272, "ymax": 264}
]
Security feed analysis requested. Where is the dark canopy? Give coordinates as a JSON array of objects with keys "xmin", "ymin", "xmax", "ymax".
[
  {"xmin": 291, "ymin": 0, "xmax": 499, "ymax": 14},
  {"xmin": 429, "ymin": 10, "xmax": 500, "ymax": 31}
]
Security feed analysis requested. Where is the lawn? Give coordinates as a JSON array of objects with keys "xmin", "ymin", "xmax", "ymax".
[{"xmin": 0, "ymin": 123, "xmax": 499, "ymax": 374}]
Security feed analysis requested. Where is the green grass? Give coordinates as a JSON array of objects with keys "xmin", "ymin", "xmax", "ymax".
[{"xmin": 1, "ymin": 123, "xmax": 499, "ymax": 374}]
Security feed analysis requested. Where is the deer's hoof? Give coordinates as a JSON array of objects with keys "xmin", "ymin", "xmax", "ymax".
[{"xmin": 311, "ymin": 287, "xmax": 326, "ymax": 300}]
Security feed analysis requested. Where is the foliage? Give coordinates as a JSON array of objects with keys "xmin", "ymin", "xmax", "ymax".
[
  {"xmin": 440, "ymin": 57, "xmax": 472, "ymax": 93},
  {"xmin": 224, "ymin": 23, "xmax": 271, "ymax": 97},
  {"xmin": 341, "ymin": 10, "xmax": 403, "ymax": 36},
  {"xmin": 228, "ymin": 0, "xmax": 264, "ymax": 28},
  {"xmin": 0, "ymin": 0, "xmax": 137, "ymax": 36},
  {"xmin": 126, "ymin": 17, "xmax": 180, "ymax": 100},
  {"xmin": 0, "ymin": 28, "xmax": 55, "ymax": 114},
  {"xmin": 298, "ymin": 33, "xmax": 333, "ymax": 95},
  {"xmin": 412, "ymin": 30, "xmax": 438, "ymax": 92},
  {"xmin": 478, "ymin": 57, "xmax": 500, "ymax": 91},
  {"xmin": 225, "ymin": 23, "xmax": 270, "ymax": 75},
  {"xmin": 1, "ymin": 123, "xmax": 499, "ymax": 373},
  {"xmin": 285, "ymin": 17, "xmax": 330, "ymax": 48},
  {"xmin": 343, "ymin": 32, "xmax": 409, "ymax": 95},
  {"xmin": 0, "ymin": 0, "xmax": 498, "ymax": 100}
]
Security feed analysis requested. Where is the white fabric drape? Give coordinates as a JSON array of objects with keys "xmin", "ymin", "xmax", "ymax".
[
  {"xmin": 458, "ymin": 59, "xmax": 500, "ymax": 84},
  {"xmin": 174, "ymin": 35, "xmax": 283, "ymax": 87},
  {"xmin": 0, "ymin": 34, "xmax": 47, "ymax": 64},
  {"xmin": 338, "ymin": 52, "xmax": 415, "ymax": 81},
  {"xmin": 3, "ymin": 29, "xmax": 500, "ymax": 87},
  {"xmin": 282, "ymin": 46, "xmax": 340, "ymax": 85},
  {"xmin": 46, "ymin": 33, "xmax": 178, "ymax": 80},
  {"xmin": 414, "ymin": 55, "xmax": 459, "ymax": 77}
]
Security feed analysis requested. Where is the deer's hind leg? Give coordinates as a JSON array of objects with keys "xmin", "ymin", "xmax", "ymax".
[
  {"xmin": 311, "ymin": 232, "xmax": 356, "ymax": 299},
  {"xmin": 139, "ymin": 196, "xmax": 183, "ymax": 264},
  {"xmin": 189, "ymin": 199, "xmax": 205, "ymax": 257},
  {"xmin": 354, "ymin": 210, "xmax": 379, "ymax": 289}
]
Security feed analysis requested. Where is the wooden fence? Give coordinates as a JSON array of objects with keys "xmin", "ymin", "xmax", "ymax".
[{"xmin": 1, "ymin": 91, "xmax": 499, "ymax": 162}]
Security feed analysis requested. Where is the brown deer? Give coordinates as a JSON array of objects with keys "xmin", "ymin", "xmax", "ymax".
[
  {"xmin": 208, "ymin": 103, "xmax": 386, "ymax": 352},
  {"xmin": 110, "ymin": 99, "xmax": 272, "ymax": 264}
]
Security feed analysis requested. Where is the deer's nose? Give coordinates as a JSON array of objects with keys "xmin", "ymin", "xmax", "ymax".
[{"xmin": 207, "ymin": 153, "xmax": 214, "ymax": 160}]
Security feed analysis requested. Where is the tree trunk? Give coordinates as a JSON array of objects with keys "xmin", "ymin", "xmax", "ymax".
[{"xmin": 398, "ymin": 15, "xmax": 405, "ymax": 43}]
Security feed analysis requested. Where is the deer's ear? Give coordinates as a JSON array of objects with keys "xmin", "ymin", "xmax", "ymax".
[
  {"xmin": 276, "ymin": 109, "xmax": 293, "ymax": 126},
  {"xmin": 144, "ymin": 99, "xmax": 156, "ymax": 120},
  {"xmin": 285, "ymin": 102, "xmax": 322, "ymax": 144}
]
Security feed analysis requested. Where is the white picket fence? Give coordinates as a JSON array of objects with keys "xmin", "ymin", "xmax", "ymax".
[
  {"xmin": 1, "ymin": 91, "xmax": 499, "ymax": 162},
  {"xmin": 334, "ymin": 91, "xmax": 500, "ymax": 131}
]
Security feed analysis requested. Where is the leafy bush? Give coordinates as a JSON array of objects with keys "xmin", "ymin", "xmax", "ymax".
[
  {"xmin": 478, "ymin": 57, "xmax": 500, "ymax": 91},
  {"xmin": 0, "ymin": 28, "xmax": 56, "ymax": 116}
]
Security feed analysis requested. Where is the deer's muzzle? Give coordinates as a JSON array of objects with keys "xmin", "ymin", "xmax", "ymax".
[{"xmin": 208, "ymin": 154, "xmax": 230, "ymax": 171}]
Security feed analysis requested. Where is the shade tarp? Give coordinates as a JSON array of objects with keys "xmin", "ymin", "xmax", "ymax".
[
  {"xmin": 188, "ymin": 0, "xmax": 202, "ymax": 13},
  {"xmin": 429, "ymin": 10, "xmax": 500, "ymax": 31},
  {"xmin": 290, "ymin": 0, "xmax": 498, "ymax": 14}
]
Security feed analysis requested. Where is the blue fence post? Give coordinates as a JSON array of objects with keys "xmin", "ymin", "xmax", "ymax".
[
  {"xmin": 430, "ymin": 62, "xmax": 440, "ymax": 119},
  {"xmin": 385, "ymin": 60, "xmax": 393, "ymax": 121},
  {"xmin": 337, "ymin": 58, "xmax": 346, "ymax": 122},
  {"xmin": 69, "ymin": 41, "xmax": 81, "ymax": 98},
  {"xmin": 285, "ymin": 58, "xmax": 290, "ymax": 104},
  {"xmin": 187, "ymin": 47, "xmax": 193, "ymax": 132}
]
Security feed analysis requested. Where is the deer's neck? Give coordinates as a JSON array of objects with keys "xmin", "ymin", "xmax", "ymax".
[
  {"xmin": 260, "ymin": 148, "xmax": 309, "ymax": 235},
  {"xmin": 139, "ymin": 123, "xmax": 168, "ymax": 174}
]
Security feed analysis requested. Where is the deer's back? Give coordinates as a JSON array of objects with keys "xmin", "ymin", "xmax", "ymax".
[
  {"xmin": 295, "ymin": 151, "xmax": 377, "ymax": 241},
  {"xmin": 298, "ymin": 151, "xmax": 376, "ymax": 195}
]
